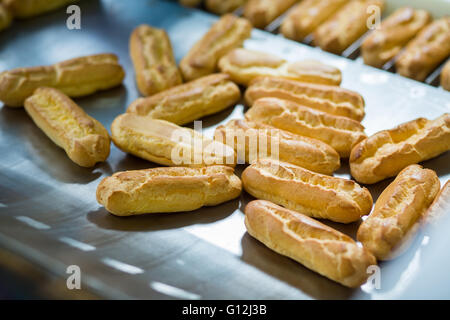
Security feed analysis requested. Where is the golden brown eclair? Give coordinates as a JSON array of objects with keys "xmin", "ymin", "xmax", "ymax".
[
  {"xmin": 425, "ymin": 180, "xmax": 450, "ymax": 226},
  {"xmin": 214, "ymin": 118, "xmax": 340, "ymax": 174},
  {"xmin": 361, "ymin": 7, "xmax": 431, "ymax": 68},
  {"xmin": 280, "ymin": 0, "xmax": 348, "ymax": 42},
  {"xmin": 129, "ymin": 24, "xmax": 182, "ymax": 96},
  {"xmin": 350, "ymin": 113, "xmax": 450, "ymax": 184},
  {"xmin": 111, "ymin": 113, "xmax": 236, "ymax": 167},
  {"xmin": 396, "ymin": 17, "xmax": 450, "ymax": 81},
  {"xmin": 242, "ymin": 158, "xmax": 373, "ymax": 223},
  {"xmin": 243, "ymin": 0, "xmax": 297, "ymax": 29},
  {"xmin": 245, "ymin": 97, "xmax": 367, "ymax": 157},
  {"xmin": 178, "ymin": 0, "xmax": 202, "ymax": 7},
  {"xmin": 314, "ymin": 0, "xmax": 385, "ymax": 54},
  {"xmin": 126, "ymin": 73, "xmax": 241, "ymax": 125},
  {"xmin": 97, "ymin": 166, "xmax": 242, "ymax": 216},
  {"xmin": 206, "ymin": 0, "xmax": 247, "ymax": 15},
  {"xmin": 5, "ymin": 0, "xmax": 78, "ymax": 19},
  {"xmin": 357, "ymin": 165, "xmax": 440, "ymax": 260},
  {"xmin": 245, "ymin": 200, "xmax": 377, "ymax": 287},
  {"xmin": 0, "ymin": 53, "xmax": 125, "ymax": 107},
  {"xmin": 245, "ymin": 77, "xmax": 365, "ymax": 121},
  {"xmin": 24, "ymin": 88, "xmax": 110, "ymax": 167},
  {"xmin": 218, "ymin": 48, "xmax": 342, "ymax": 86},
  {"xmin": 442, "ymin": 60, "xmax": 450, "ymax": 91},
  {"xmin": 0, "ymin": 3, "xmax": 12, "ymax": 31},
  {"xmin": 180, "ymin": 14, "xmax": 252, "ymax": 81}
]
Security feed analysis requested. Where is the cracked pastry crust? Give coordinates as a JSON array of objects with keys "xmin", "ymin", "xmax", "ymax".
[
  {"xmin": 0, "ymin": 53, "xmax": 125, "ymax": 107},
  {"xmin": 206, "ymin": 0, "xmax": 247, "ymax": 15},
  {"xmin": 396, "ymin": 17, "xmax": 450, "ymax": 81},
  {"xmin": 180, "ymin": 14, "xmax": 252, "ymax": 81},
  {"xmin": 362, "ymin": 7, "xmax": 431, "ymax": 68},
  {"xmin": 245, "ymin": 97, "xmax": 366, "ymax": 157},
  {"xmin": 24, "ymin": 87, "xmax": 110, "ymax": 167},
  {"xmin": 441, "ymin": 60, "xmax": 450, "ymax": 91},
  {"xmin": 0, "ymin": 3, "xmax": 12, "ymax": 31},
  {"xmin": 111, "ymin": 113, "xmax": 236, "ymax": 167},
  {"xmin": 218, "ymin": 48, "xmax": 341, "ymax": 86},
  {"xmin": 357, "ymin": 165, "xmax": 440, "ymax": 260},
  {"xmin": 96, "ymin": 165, "xmax": 242, "ymax": 216},
  {"xmin": 242, "ymin": 158, "xmax": 373, "ymax": 223},
  {"xmin": 245, "ymin": 77, "xmax": 365, "ymax": 121},
  {"xmin": 350, "ymin": 113, "xmax": 450, "ymax": 184},
  {"xmin": 5, "ymin": 0, "xmax": 78, "ymax": 19},
  {"xmin": 313, "ymin": 0, "xmax": 385, "ymax": 54},
  {"xmin": 245, "ymin": 200, "xmax": 377, "ymax": 287},
  {"xmin": 281, "ymin": 0, "xmax": 348, "ymax": 42},
  {"xmin": 214, "ymin": 118, "xmax": 340, "ymax": 174},
  {"xmin": 126, "ymin": 73, "xmax": 241, "ymax": 125},
  {"xmin": 243, "ymin": 0, "xmax": 298, "ymax": 29},
  {"xmin": 129, "ymin": 24, "xmax": 182, "ymax": 96}
]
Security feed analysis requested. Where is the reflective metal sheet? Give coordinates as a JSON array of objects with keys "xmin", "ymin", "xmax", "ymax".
[{"xmin": 0, "ymin": 0, "xmax": 449, "ymax": 299}]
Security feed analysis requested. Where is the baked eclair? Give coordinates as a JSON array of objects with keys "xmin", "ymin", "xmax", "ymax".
[
  {"xmin": 24, "ymin": 88, "xmax": 110, "ymax": 167},
  {"xmin": 180, "ymin": 14, "xmax": 252, "ymax": 81},
  {"xmin": 350, "ymin": 113, "xmax": 450, "ymax": 184},
  {"xmin": 111, "ymin": 113, "xmax": 236, "ymax": 167},
  {"xmin": 357, "ymin": 165, "xmax": 440, "ymax": 260},
  {"xmin": 218, "ymin": 48, "xmax": 342, "ymax": 86},
  {"xmin": 280, "ymin": 0, "xmax": 348, "ymax": 42},
  {"xmin": 245, "ymin": 77, "xmax": 365, "ymax": 121},
  {"xmin": 441, "ymin": 60, "xmax": 450, "ymax": 91},
  {"xmin": 425, "ymin": 180, "xmax": 450, "ymax": 226},
  {"xmin": 5, "ymin": 0, "xmax": 78, "ymax": 18},
  {"xmin": 243, "ymin": 0, "xmax": 298, "ymax": 29},
  {"xmin": 127, "ymin": 73, "xmax": 241, "ymax": 125},
  {"xmin": 396, "ymin": 17, "xmax": 450, "ymax": 81},
  {"xmin": 314, "ymin": 0, "xmax": 385, "ymax": 54},
  {"xmin": 214, "ymin": 119, "xmax": 340, "ymax": 174},
  {"xmin": 245, "ymin": 200, "xmax": 377, "ymax": 287},
  {"xmin": 361, "ymin": 7, "xmax": 432, "ymax": 68},
  {"xmin": 206, "ymin": 0, "xmax": 247, "ymax": 15},
  {"xmin": 129, "ymin": 24, "xmax": 182, "ymax": 96},
  {"xmin": 0, "ymin": 3, "xmax": 12, "ymax": 31},
  {"xmin": 97, "ymin": 166, "xmax": 242, "ymax": 216},
  {"xmin": 0, "ymin": 53, "xmax": 125, "ymax": 107},
  {"xmin": 245, "ymin": 97, "xmax": 367, "ymax": 157},
  {"xmin": 242, "ymin": 158, "xmax": 373, "ymax": 223}
]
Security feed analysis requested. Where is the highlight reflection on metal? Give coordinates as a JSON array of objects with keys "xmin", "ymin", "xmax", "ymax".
[{"xmin": 0, "ymin": 0, "xmax": 449, "ymax": 299}]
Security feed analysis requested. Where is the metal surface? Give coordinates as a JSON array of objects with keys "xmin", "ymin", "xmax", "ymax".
[{"xmin": 0, "ymin": 0, "xmax": 449, "ymax": 299}]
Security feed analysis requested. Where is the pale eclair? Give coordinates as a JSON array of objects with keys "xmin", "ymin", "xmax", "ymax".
[
  {"xmin": 242, "ymin": 159, "xmax": 373, "ymax": 223},
  {"xmin": 206, "ymin": 0, "xmax": 247, "ymax": 15},
  {"xmin": 362, "ymin": 7, "xmax": 432, "ymax": 68},
  {"xmin": 281, "ymin": 0, "xmax": 348, "ymax": 42},
  {"xmin": 314, "ymin": 0, "xmax": 385, "ymax": 54},
  {"xmin": 0, "ymin": 53, "xmax": 125, "ymax": 107},
  {"xmin": 180, "ymin": 14, "xmax": 252, "ymax": 81},
  {"xmin": 111, "ymin": 113, "xmax": 236, "ymax": 167},
  {"xmin": 243, "ymin": 0, "xmax": 298, "ymax": 29},
  {"xmin": 442, "ymin": 60, "xmax": 450, "ymax": 91},
  {"xmin": 129, "ymin": 24, "xmax": 182, "ymax": 96},
  {"xmin": 0, "ymin": 3, "xmax": 12, "ymax": 31},
  {"xmin": 214, "ymin": 119, "xmax": 340, "ymax": 174},
  {"xmin": 425, "ymin": 180, "xmax": 450, "ymax": 226},
  {"xmin": 350, "ymin": 113, "xmax": 450, "ymax": 184},
  {"xmin": 245, "ymin": 200, "xmax": 377, "ymax": 287},
  {"xmin": 127, "ymin": 73, "xmax": 241, "ymax": 125},
  {"xmin": 5, "ymin": 0, "xmax": 78, "ymax": 18},
  {"xmin": 396, "ymin": 17, "xmax": 450, "ymax": 81},
  {"xmin": 245, "ymin": 97, "xmax": 367, "ymax": 157},
  {"xmin": 245, "ymin": 77, "xmax": 365, "ymax": 121},
  {"xmin": 97, "ymin": 166, "xmax": 242, "ymax": 216},
  {"xmin": 24, "ymin": 88, "xmax": 110, "ymax": 167},
  {"xmin": 357, "ymin": 165, "xmax": 440, "ymax": 260},
  {"xmin": 218, "ymin": 48, "xmax": 342, "ymax": 86}
]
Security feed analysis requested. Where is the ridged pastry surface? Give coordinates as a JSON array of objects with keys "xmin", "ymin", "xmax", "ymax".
[{"xmin": 243, "ymin": 0, "xmax": 298, "ymax": 29}]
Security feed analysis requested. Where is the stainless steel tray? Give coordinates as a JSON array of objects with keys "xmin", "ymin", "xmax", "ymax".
[{"xmin": 0, "ymin": 0, "xmax": 449, "ymax": 299}]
